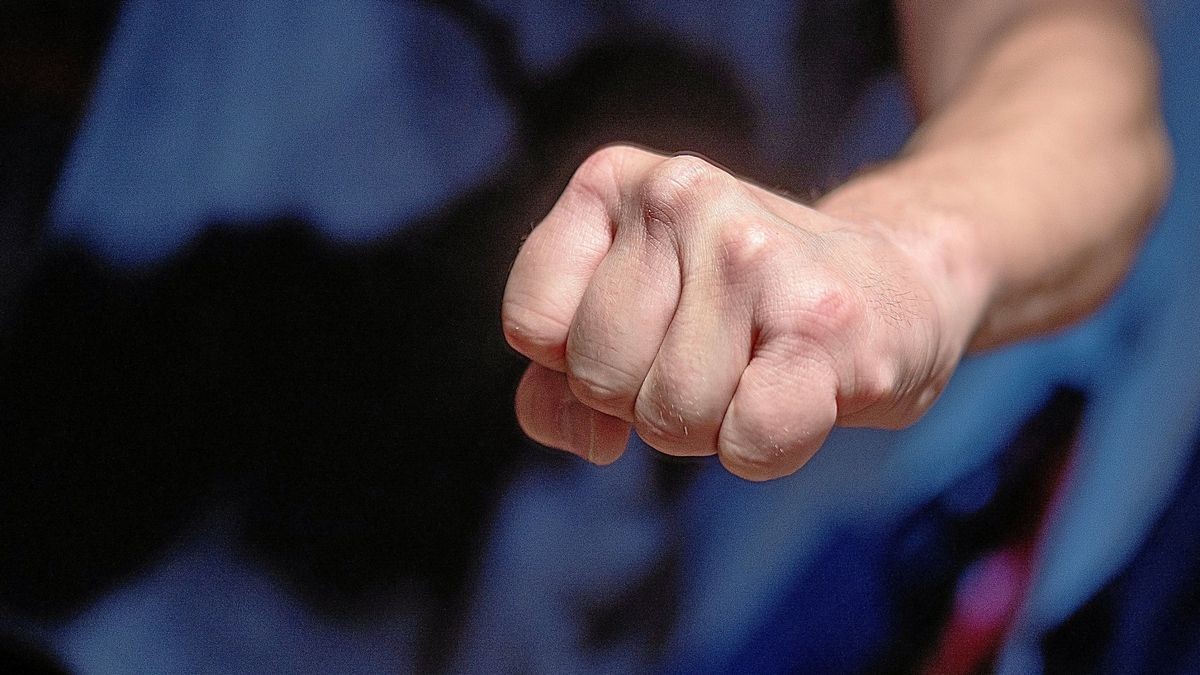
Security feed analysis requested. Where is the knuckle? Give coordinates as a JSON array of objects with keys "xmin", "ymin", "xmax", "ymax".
[
  {"xmin": 718, "ymin": 434, "xmax": 786, "ymax": 482},
  {"xmin": 844, "ymin": 366, "xmax": 940, "ymax": 430},
  {"xmin": 857, "ymin": 361, "xmax": 902, "ymax": 411},
  {"xmin": 717, "ymin": 382, "xmax": 837, "ymax": 481},
  {"xmin": 716, "ymin": 215, "xmax": 776, "ymax": 273},
  {"xmin": 801, "ymin": 282, "xmax": 862, "ymax": 337},
  {"xmin": 768, "ymin": 279, "xmax": 865, "ymax": 361},
  {"xmin": 633, "ymin": 415, "xmax": 687, "ymax": 451},
  {"xmin": 501, "ymin": 295, "xmax": 570, "ymax": 362},
  {"xmin": 640, "ymin": 155, "xmax": 727, "ymax": 225},
  {"xmin": 632, "ymin": 397, "xmax": 694, "ymax": 450},
  {"xmin": 570, "ymin": 145, "xmax": 629, "ymax": 202},
  {"xmin": 565, "ymin": 348, "xmax": 640, "ymax": 413}
]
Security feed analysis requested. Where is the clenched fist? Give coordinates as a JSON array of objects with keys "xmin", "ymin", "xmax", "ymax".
[{"xmin": 503, "ymin": 145, "xmax": 980, "ymax": 480}]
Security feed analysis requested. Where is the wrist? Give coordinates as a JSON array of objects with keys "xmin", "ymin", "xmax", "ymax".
[{"xmin": 815, "ymin": 170, "xmax": 996, "ymax": 362}]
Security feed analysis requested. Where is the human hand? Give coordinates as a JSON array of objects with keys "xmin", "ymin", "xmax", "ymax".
[{"xmin": 502, "ymin": 145, "xmax": 978, "ymax": 480}]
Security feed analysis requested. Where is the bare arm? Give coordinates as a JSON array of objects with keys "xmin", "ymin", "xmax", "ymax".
[{"xmin": 822, "ymin": 0, "xmax": 1171, "ymax": 349}]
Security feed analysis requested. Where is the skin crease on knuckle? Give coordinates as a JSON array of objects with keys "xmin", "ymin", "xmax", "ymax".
[
  {"xmin": 633, "ymin": 404, "xmax": 696, "ymax": 455},
  {"xmin": 565, "ymin": 342, "xmax": 644, "ymax": 416},
  {"xmin": 632, "ymin": 366, "xmax": 722, "ymax": 456},
  {"xmin": 501, "ymin": 289, "xmax": 573, "ymax": 366},
  {"xmin": 638, "ymin": 155, "xmax": 732, "ymax": 235},
  {"xmin": 716, "ymin": 409, "xmax": 825, "ymax": 482},
  {"xmin": 570, "ymin": 144, "xmax": 630, "ymax": 215},
  {"xmin": 718, "ymin": 358, "xmax": 840, "ymax": 481}
]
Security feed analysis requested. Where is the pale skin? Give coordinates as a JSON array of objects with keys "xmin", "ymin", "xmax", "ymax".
[{"xmin": 501, "ymin": 0, "xmax": 1171, "ymax": 481}]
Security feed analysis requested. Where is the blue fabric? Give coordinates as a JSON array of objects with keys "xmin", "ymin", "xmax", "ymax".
[
  {"xmin": 51, "ymin": 0, "xmax": 516, "ymax": 266},
  {"xmin": 998, "ymin": 3, "xmax": 1200, "ymax": 669}
]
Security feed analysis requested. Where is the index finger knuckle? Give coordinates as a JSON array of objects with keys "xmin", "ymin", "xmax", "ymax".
[{"xmin": 640, "ymin": 155, "xmax": 730, "ymax": 227}]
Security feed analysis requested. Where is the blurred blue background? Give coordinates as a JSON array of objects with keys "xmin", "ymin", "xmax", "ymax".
[{"xmin": 0, "ymin": 1, "xmax": 1197, "ymax": 672}]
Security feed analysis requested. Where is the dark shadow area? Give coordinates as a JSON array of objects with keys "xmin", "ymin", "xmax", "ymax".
[{"xmin": 0, "ymin": 16, "xmax": 770, "ymax": 665}]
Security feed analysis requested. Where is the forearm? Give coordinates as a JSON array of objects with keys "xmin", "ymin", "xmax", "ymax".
[{"xmin": 817, "ymin": 1, "xmax": 1171, "ymax": 351}]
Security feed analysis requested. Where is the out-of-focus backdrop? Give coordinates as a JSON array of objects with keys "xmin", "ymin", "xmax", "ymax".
[{"xmin": 0, "ymin": 1, "xmax": 1197, "ymax": 673}]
